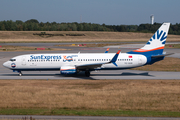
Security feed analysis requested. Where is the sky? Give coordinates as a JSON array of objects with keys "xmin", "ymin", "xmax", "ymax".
[{"xmin": 0, "ymin": 0, "xmax": 180, "ymax": 25}]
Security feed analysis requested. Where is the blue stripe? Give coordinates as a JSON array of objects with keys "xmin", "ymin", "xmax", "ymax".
[{"xmin": 127, "ymin": 49, "xmax": 164, "ymax": 65}]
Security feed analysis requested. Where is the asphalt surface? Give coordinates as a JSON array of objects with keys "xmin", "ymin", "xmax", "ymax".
[
  {"xmin": 0, "ymin": 42, "xmax": 180, "ymax": 80},
  {"xmin": 0, "ymin": 69, "xmax": 180, "ymax": 80}
]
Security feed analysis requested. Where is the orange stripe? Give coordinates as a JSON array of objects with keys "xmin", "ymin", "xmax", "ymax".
[
  {"xmin": 61, "ymin": 68, "xmax": 75, "ymax": 71},
  {"xmin": 133, "ymin": 46, "xmax": 164, "ymax": 52}
]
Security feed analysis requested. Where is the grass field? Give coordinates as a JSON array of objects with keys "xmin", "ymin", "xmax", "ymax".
[
  {"xmin": 0, "ymin": 79, "xmax": 180, "ymax": 117},
  {"xmin": 132, "ymin": 57, "xmax": 180, "ymax": 71},
  {"xmin": 0, "ymin": 31, "xmax": 180, "ymax": 42},
  {"xmin": 0, "ymin": 45, "xmax": 70, "ymax": 52},
  {"xmin": 165, "ymin": 44, "xmax": 180, "ymax": 49}
]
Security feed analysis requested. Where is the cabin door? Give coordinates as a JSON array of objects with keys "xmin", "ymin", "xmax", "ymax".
[
  {"xmin": 22, "ymin": 56, "xmax": 26, "ymax": 65},
  {"xmin": 138, "ymin": 56, "xmax": 142, "ymax": 64}
]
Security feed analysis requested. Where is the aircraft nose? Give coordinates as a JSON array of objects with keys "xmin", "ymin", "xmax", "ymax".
[{"xmin": 3, "ymin": 61, "xmax": 9, "ymax": 68}]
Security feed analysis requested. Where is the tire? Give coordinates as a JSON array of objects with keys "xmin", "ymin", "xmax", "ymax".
[
  {"xmin": 85, "ymin": 71, "xmax": 90, "ymax": 77},
  {"xmin": 19, "ymin": 71, "xmax": 22, "ymax": 76}
]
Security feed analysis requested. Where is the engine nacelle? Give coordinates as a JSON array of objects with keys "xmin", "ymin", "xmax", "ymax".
[{"xmin": 60, "ymin": 66, "xmax": 76, "ymax": 75}]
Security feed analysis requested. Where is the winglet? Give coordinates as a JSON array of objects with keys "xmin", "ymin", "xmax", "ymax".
[
  {"xmin": 109, "ymin": 50, "xmax": 121, "ymax": 66},
  {"xmin": 105, "ymin": 48, "xmax": 110, "ymax": 53}
]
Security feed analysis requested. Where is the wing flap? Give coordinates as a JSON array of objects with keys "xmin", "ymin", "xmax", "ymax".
[{"xmin": 76, "ymin": 62, "xmax": 106, "ymax": 70}]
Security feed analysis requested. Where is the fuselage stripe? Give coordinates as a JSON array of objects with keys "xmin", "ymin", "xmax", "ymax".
[{"xmin": 133, "ymin": 46, "xmax": 164, "ymax": 52}]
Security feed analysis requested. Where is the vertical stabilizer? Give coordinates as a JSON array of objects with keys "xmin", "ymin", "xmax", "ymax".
[{"xmin": 133, "ymin": 23, "xmax": 170, "ymax": 53}]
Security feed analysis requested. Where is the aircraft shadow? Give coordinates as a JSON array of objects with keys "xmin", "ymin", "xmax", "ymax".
[
  {"xmin": 0, "ymin": 73, "xmax": 95, "ymax": 80},
  {"xmin": 91, "ymin": 72, "xmax": 154, "ymax": 77},
  {"xmin": 54, "ymin": 73, "xmax": 96, "ymax": 80}
]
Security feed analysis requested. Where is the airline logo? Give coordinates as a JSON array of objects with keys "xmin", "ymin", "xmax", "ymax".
[
  {"xmin": 133, "ymin": 30, "xmax": 167, "ymax": 52},
  {"xmin": 146, "ymin": 30, "xmax": 167, "ymax": 45},
  {"xmin": 63, "ymin": 55, "xmax": 78, "ymax": 62},
  {"xmin": 30, "ymin": 55, "xmax": 61, "ymax": 60},
  {"xmin": 11, "ymin": 63, "xmax": 16, "ymax": 68},
  {"xmin": 63, "ymin": 56, "xmax": 73, "ymax": 62}
]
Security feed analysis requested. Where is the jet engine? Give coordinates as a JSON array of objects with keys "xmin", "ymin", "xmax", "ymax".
[{"xmin": 60, "ymin": 66, "xmax": 76, "ymax": 74}]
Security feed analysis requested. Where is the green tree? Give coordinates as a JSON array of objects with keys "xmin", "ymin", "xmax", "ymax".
[
  {"xmin": 72, "ymin": 24, "xmax": 77, "ymax": 31},
  {"xmin": 50, "ymin": 24, "xmax": 57, "ymax": 31},
  {"xmin": 0, "ymin": 24, "xmax": 6, "ymax": 30},
  {"xmin": 33, "ymin": 23, "xmax": 38, "ymax": 31},
  {"xmin": 77, "ymin": 24, "xmax": 83, "ymax": 31},
  {"xmin": 25, "ymin": 19, "xmax": 39, "ymax": 24},
  {"xmin": 23, "ymin": 23, "xmax": 28, "ymax": 31},
  {"xmin": 27, "ymin": 23, "xmax": 33, "ymax": 31},
  {"xmin": 16, "ymin": 20, "xmax": 23, "ymax": 25}
]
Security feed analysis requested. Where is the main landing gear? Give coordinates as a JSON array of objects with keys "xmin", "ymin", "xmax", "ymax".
[{"xmin": 85, "ymin": 70, "xmax": 90, "ymax": 77}]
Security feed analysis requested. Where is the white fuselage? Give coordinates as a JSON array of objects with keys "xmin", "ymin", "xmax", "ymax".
[{"xmin": 3, "ymin": 53, "xmax": 147, "ymax": 71}]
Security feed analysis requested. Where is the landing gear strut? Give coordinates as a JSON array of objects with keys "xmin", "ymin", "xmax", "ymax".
[
  {"xmin": 18, "ymin": 71, "xmax": 22, "ymax": 76},
  {"xmin": 85, "ymin": 70, "xmax": 90, "ymax": 77}
]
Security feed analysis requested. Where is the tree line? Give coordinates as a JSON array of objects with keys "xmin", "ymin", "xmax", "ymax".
[{"xmin": 0, "ymin": 19, "xmax": 180, "ymax": 35}]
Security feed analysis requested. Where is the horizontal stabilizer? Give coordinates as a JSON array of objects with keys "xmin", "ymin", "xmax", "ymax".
[
  {"xmin": 151, "ymin": 53, "xmax": 174, "ymax": 58},
  {"xmin": 105, "ymin": 48, "xmax": 110, "ymax": 53}
]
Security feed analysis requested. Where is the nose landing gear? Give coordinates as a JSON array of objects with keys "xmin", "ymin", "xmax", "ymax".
[
  {"xmin": 13, "ymin": 70, "xmax": 23, "ymax": 76},
  {"xmin": 18, "ymin": 71, "xmax": 22, "ymax": 76}
]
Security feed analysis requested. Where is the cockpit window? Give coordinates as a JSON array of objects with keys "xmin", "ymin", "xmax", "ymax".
[{"xmin": 9, "ymin": 59, "xmax": 16, "ymax": 62}]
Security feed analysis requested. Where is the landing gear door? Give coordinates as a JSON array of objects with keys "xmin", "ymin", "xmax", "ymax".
[{"xmin": 22, "ymin": 56, "xmax": 26, "ymax": 65}]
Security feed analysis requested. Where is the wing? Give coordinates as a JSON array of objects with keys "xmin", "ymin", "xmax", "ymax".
[
  {"xmin": 76, "ymin": 62, "xmax": 106, "ymax": 70},
  {"xmin": 76, "ymin": 50, "xmax": 121, "ymax": 70}
]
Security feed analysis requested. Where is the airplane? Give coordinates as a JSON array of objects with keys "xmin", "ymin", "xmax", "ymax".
[{"xmin": 3, "ymin": 23, "xmax": 172, "ymax": 77}]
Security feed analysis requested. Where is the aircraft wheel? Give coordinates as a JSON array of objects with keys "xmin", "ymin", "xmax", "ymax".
[
  {"xmin": 85, "ymin": 71, "xmax": 90, "ymax": 77},
  {"xmin": 19, "ymin": 72, "xmax": 22, "ymax": 76}
]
